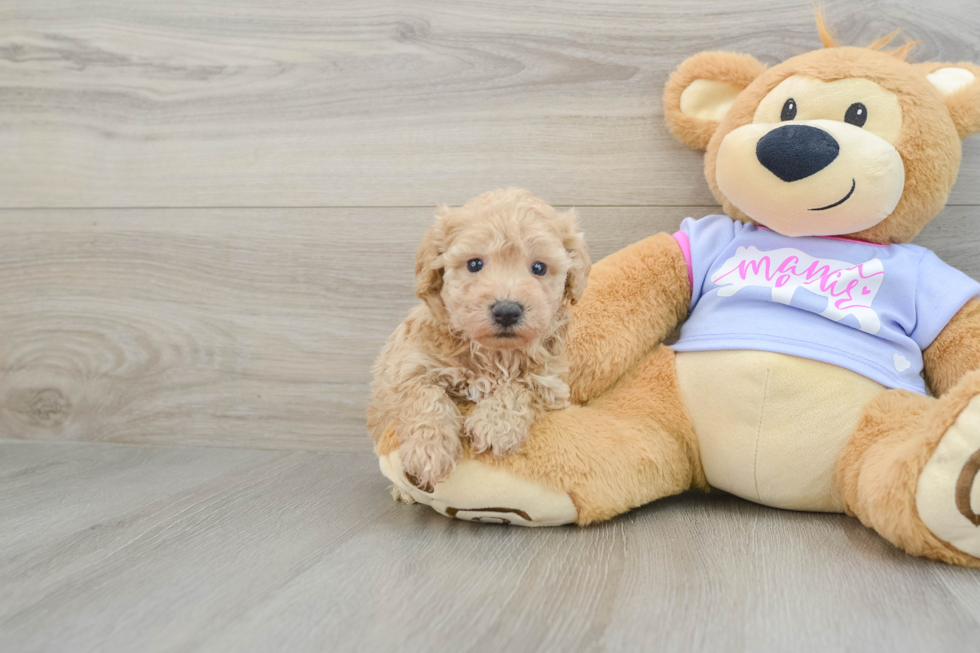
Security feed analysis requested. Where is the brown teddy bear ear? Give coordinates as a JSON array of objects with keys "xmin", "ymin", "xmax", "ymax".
[
  {"xmin": 915, "ymin": 62, "xmax": 980, "ymax": 139},
  {"xmin": 663, "ymin": 51, "xmax": 767, "ymax": 150}
]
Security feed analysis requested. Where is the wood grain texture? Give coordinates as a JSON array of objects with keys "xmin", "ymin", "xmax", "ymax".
[
  {"xmin": 1, "ymin": 206, "xmax": 978, "ymax": 451},
  {"xmin": 0, "ymin": 0, "xmax": 978, "ymax": 208},
  {"xmin": 1, "ymin": 440, "xmax": 979, "ymax": 653},
  {"xmin": 1, "ymin": 2, "xmax": 979, "ymax": 649}
]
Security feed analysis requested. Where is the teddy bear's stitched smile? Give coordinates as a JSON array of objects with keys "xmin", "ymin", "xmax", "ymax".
[{"xmin": 810, "ymin": 178, "xmax": 857, "ymax": 211}]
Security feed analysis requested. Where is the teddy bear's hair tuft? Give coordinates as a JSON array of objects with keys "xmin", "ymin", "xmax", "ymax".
[{"xmin": 815, "ymin": 8, "xmax": 918, "ymax": 61}]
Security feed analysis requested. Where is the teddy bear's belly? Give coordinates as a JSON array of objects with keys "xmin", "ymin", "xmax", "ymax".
[{"xmin": 675, "ymin": 349, "xmax": 888, "ymax": 512}]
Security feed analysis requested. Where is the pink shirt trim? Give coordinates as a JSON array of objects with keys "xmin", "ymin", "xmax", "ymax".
[
  {"xmin": 817, "ymin": 235, "xmax": 888, "ymax": 247},
  {"xmin": 673, "ymin": 231, "xmax": 693, "ymax": 289},
  {"xmin": 756, "ymin": 225, "xmax": 887, "ymax": 247}
]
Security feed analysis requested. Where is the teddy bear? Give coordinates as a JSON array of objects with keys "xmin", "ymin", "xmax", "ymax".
[{"xmin": 371, "ymin": 16, "xmax": 980, "ymax": 567}]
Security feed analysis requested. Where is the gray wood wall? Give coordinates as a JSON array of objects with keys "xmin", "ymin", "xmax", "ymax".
[{"xmin": 2, "ymin": 0, "xmax": 979, "ymax": 453}]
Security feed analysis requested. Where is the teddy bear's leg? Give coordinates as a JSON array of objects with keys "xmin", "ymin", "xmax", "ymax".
[
  {"xmin": 378, "ymin": 346, "xmax": 706, "ymax": 526},
  {"xmin": 838, "ymin": 369, "xmax": 980, "ymax": 566}
]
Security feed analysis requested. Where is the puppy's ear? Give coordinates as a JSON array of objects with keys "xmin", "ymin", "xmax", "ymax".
[
  {"xmin": 559, "ymin": 209, "xmax": 591, "ymax": 305},
  {"xmin": 915, "ymin": 61, "xmax": 980, "ymax": 139},
  {"xmin": 415, "ymin": 208, "xmax": 447, "ymax": 315},
  {"xmin": 664, "ymin": 51, "xmax": 766, "ymax": 150}
]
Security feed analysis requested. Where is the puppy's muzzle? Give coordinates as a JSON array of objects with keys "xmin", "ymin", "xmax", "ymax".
[{"xmin": 490, "ymin": 301, "xmax": 524, "ymax": 328}]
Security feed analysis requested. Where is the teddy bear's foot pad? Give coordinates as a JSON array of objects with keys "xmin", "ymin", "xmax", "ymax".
[
  {"xmin": 379, "ymin": 452, "xmax": 577, "ymax": 527},
  {"xmin": 917, "ymin": 395, "xmax": 980, "ymax": 558}
]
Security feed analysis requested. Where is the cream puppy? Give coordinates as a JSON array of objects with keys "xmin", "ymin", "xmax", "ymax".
[{"xmin": 367, "ymin": 189, "xmax": 591, "ymax": 493}]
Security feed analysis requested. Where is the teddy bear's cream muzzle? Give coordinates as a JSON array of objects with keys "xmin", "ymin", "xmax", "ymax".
[{"xmin": 716, "ymin": 119, "xmax": 905, "ymax": 237}]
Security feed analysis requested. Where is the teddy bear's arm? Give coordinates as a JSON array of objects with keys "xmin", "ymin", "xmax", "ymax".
[
  {"xmin": 923, "ymin": 297, "xmax": 980, "ymax": 396},
  {"xmin": 564, "ymin": 232, "xmax": 690, "ymax": 403}
]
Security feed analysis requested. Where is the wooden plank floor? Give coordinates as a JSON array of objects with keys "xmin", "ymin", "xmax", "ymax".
[
  {"xmin": 2, "ymin": 0, "xmax": 980, "ymax": 650},
  {"xmin": 2, "ymin": 439, "xmax": 980, "ymax": 653}
]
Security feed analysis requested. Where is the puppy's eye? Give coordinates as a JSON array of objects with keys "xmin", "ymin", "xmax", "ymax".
[
  {"xmin": 467, "ymin": 258, "xmax": 483, "ymax": 273},
  {"xmin": 531, "ymin": 262, "xmax": 547, "ymax": 276},
  {"xmin": 844, "ymin": 102, "xmax": 868, "ymax": 127},
  {"xmin": 781, "ymin": 98, "xmax": 797, "ymax": 121}
]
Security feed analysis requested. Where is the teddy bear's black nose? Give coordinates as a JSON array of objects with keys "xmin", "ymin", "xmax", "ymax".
[
  {"xmin": 756, "ymin": 124, "xmax": 840, "ymax": 182},
  {"xmin": 490, "ymin": 301, "xmax": 524, "ymax": 327}
]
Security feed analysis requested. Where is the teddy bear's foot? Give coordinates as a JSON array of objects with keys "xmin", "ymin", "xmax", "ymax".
[
  {"xmin": 378, "ymin": 450, "xmax": 577, "ymax": 527},
  {"xmin": 841, "ymin": 370, "xmax": 980, "ymax": 566},
  {"xmin": 917, "ymin": 394, "xmax": 980, "ymax": 558}
]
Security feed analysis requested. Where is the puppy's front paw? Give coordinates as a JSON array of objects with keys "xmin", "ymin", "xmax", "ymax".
[
  {"xmin": 464, "ymin": 401, "xmax": 530, "ymax": 458},
  {"xmin": 399, "ymin": 428, "xmax": 461, "ymax": 492},
  {"xmin": 540, "ymin": 379, "xmax": 571, "ymax": 411},
  {"xmin": 390, "ymin": 485, "xmax": 417, "ymax": 504}
]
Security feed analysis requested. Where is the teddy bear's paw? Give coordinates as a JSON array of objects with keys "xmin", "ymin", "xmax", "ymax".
[
  {"xmin": 398, "ymin": 429, "xmax": 461, "ymax": 493},
  {"xmin": 917, "ymin": 394, "xmax": 980, "ymax": 559}
]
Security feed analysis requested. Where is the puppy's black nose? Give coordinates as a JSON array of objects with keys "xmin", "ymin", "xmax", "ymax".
[
  {"xmin": 756, "ymin": 124, "xmax": 840, "ymax": 182},
  {"xmin": 490, "ymin": 301, "xmax": 524, "ymax": 327}
]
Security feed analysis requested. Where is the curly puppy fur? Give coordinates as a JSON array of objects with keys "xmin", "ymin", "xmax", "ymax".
[{"xmin": 367, "ymin": 189, "xmax": 591, "ymax": 493}]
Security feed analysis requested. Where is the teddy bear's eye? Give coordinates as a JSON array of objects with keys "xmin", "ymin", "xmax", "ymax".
[
  {"xmin": 531, "ymin": 262, "xmax": 547, "ymax": 276},
  {"xmin": 467, "ymin": 258, "xmax": 483, "ymax": 273},
  {"xmin": 780, "ymin": 98, "xmax": 797, "ymax": 121},
  {"xmin": 844, "ymin": 102, "xmax": 868, "ymax": 127}
]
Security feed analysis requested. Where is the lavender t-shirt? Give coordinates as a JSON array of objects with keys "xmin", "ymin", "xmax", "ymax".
[{"xmin": 671, "ymin": 215, "xmax": 980, "ymax": 394}]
